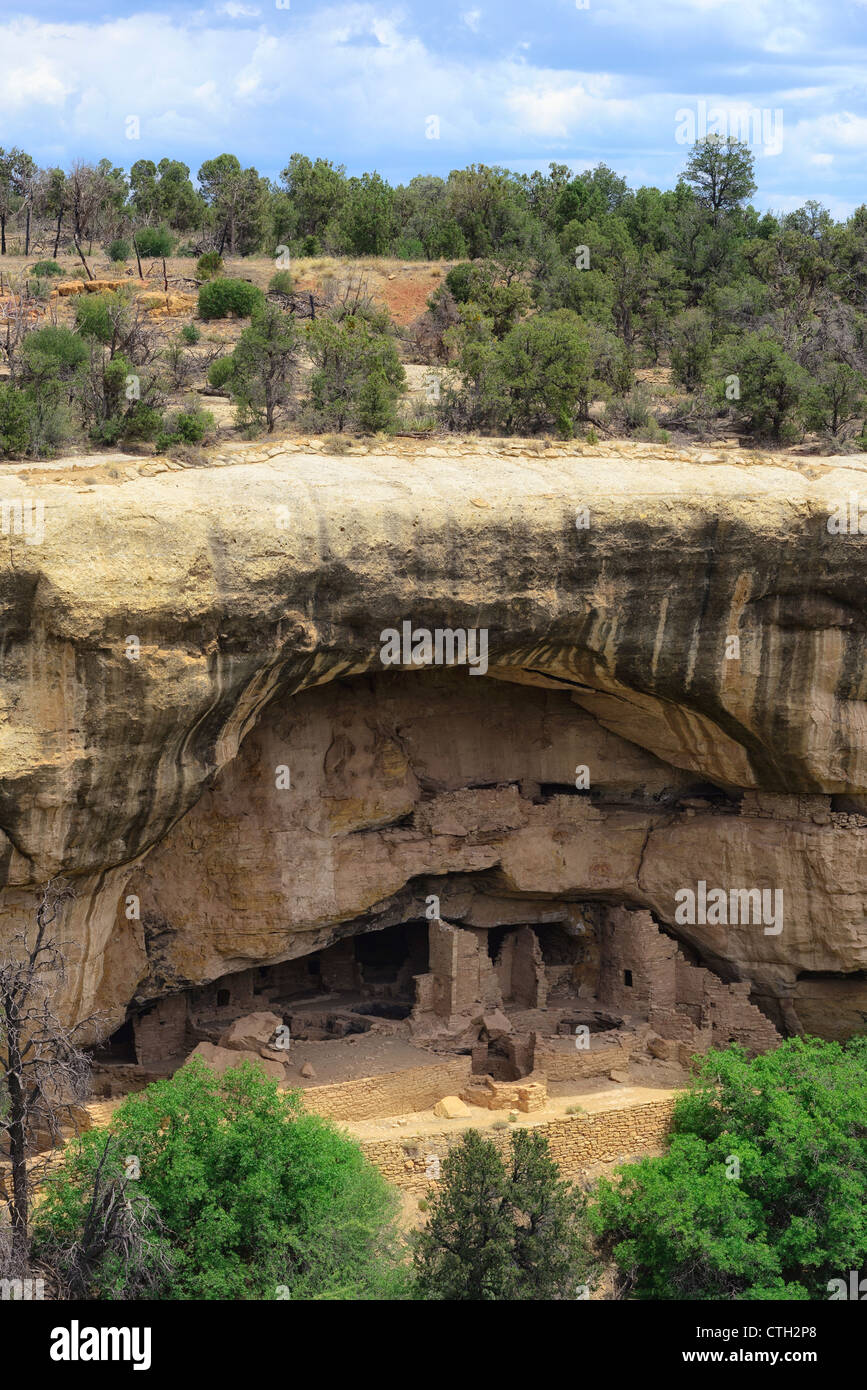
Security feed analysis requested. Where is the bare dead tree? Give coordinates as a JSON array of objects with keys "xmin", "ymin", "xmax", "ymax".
[
  {"xmin": 38, "ymin": 1132, "xmax": 174, "ymax": 1300},
  {"xmin": 0, "ymin": 880, "xmax": 95, "ymax": 1277}
]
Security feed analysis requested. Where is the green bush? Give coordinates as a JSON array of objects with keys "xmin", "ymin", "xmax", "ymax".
[
  {"xmin": 393, "ymin": 236, "xmax": 426, "ymax": 260},
  {"xmin": 74, "ymin": 293, "xmax": 120, "ymax": 344},
  {"xmin": 207, "ymin": 355, "xmax": 235, "ymax": 390},
  {"xmin": 30, "ymin": 259, "xmax": 63, "ymax": 277},
  {"xmin": 19, "ymin": 325, "xmax": 88, "ymax": 378},
  {"xmin": 0, "ymin": 383, "xmax": 32, "ymax": 457},
  {"xmin": 444, "ymin": 262, "xmax": 476, "ymax": 304},
  {"xmin": 305, "ymin": 314, "xmax": 405, "ymax": 433},
  {"xmin": 413, "ymin": 1128, "xmax": 595, "ymax": 1300},
  {"xmin": 268, "ymin": 269, "xmax": 294, "ymax": 296},
  {"xmin": 591, "ymin": 1037, "xmax": 867, "ymax": 1300},
  {"xmin": 198, "ymin": 278, "xmax": 265, "ymax": 321},
  {"xmin": 107, "ymin": 238, "xmax": 131, "ymax": 263},
  {"xmin": 196, "ymin": 251, "xmax": 224, "ymax": 281},
  {"xmin": 716, "ymin": 331, "xmax": 808, "ymax": 440},
  {"xmin": 33, "ymin": 1057, "xmax": 407, "ymax": 1299},
  {"xmin": 155, "ymin": 401, "xmax": 215, "ymax": 451},
  {"xmin": 181, "ymin": 322, "xmax": 201, "ymax": 345},
  {"xmin": 134, "ymin": 226, "xmax": 174, "ymax": 258},
  {"xmin": 224, "ymin": 302, "xmax": 298, "ymax": 433}
]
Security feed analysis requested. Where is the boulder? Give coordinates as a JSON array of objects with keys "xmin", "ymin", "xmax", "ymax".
[
  {"xmin": 433, "ymin": 1095, "xmax": 471, "ymax": 1118},
  {"xmin": 189, "ymin": 1040, "xmax": 285, "ymax": 1081},
  {"xmin": 218, "ymin": 1011, "xmax": 282, "ymax": 1052}
]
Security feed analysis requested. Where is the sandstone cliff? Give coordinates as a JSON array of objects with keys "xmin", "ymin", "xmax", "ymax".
[{"xmin": 1, "ymin": 438, "xmax": 865, "ymax": 1039}]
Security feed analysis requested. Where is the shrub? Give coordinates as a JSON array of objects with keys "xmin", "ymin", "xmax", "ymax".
[
  {"xmin": 207, "ymin": 355, "xmax": 236, "ymax": 390},
  {"xmin": 198, "ymin": 278, "xmax": 265, "ymax": 321},
  {"xmin": 107, "ymin": 238, "xmax": 131, "ymax": 263},
  {"xmin": 133, "ymin": 226, "xmax": 174, "ymax": 259},
  {"xmin": 716, "ymin": 331, "xmax": 808, "ymax": 440},
  {"xmin": 30, "ymin": 259, "xmax": 63, "ymax": 277},
  {"xmin": 268, "ymin": 270, "xmax": 294, "ymax": 296},
  {"xmin": 33, "ymin": 1057, "xmax": 407, "ymax": 1299},
  {"xmin": 19, "ymin": 325, "xmax": 88, "ymax": 378},
  {"xmin": 0, "ymin": 383, "xmax": 31, "ymax": 457},
  {"xmin": 156, "ymin": 401, "xmax": 215, "ymax": 451},
  {"xmin": 224, "ymin": 301, "xmax": 298, "ymax": 432},
  {"xmin": 393, "ymin": 236, "xmax": 426, "ymax": 260},
  {"xmin": 591, "ymin": 1037, "xmax": 867, "ymax": 1300},
  {"xmin": 74, "ymin": 293, "xmax": 117, "ymax": 344},
  {"xmin": 623, "ymin": 382, "xmax": 654, "ymax": 430},
  {"xmin": 305, "ymin": 314, "xmax": 405, "ymax": 433},
  {"xmin": 444, "ymin": 262, "xmax": 476, "ymax": 304},
  {"xmin": 413, "ymin": 1128, "xmax": 595, "ymax": 1300},
  {"xmin": 27, "ymin": 277, "xmax": 51, "ymax": 301},
  {"xmin": 669, "ymin": 307, "xmax": 713, "ymax": 391},
  {"xmin": 181, "ymin": 322, "xmax": 201, "ymax": 345},
  {"xmin": 196, "ymin": 251, "xmax": 224, "ymax": 281}
]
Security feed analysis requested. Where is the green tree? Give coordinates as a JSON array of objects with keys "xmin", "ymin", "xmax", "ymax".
[
  {"xmin": 669, "ymin": 307, "xmax": 714, "ymax": 390},
  {"xmin": 225, "ymin": 301, "xmax": 298, "ymax": 433},
  {"xmin": 338, "ymin": 172, "xmax": 399, "ymax": 256},
  {"xmin": 413, "ymin": 1128, "xmax": 594, "ymax": 1300},
  {"xmin": 491, "ymin": 309, "xmax": 598, "ymax": 435},
  {"xmin": 33, "ymin": 1057, "xmax": 407, "ymax": 1300},
  {"xmin": 198, "ymin": 154, "xmax": 269, "ymax": 255},
  {"xmin": 305, "ymin": 315, "xmax": 406, "ymax": 432},
  {"xmin": 279, "ymin": 154, "xmax": 348, "ymax": 243},
  {"xmin": 717, "ymin": 330, "xmax": 808, "ymax": 439},
  {"xmin": 802, "ymin": 360, "xmax": 867, "ymax": 437},
  {"xmin": 683, "ymin": 136, "xmax": 757, "ymax": 217},
  {"xmin": 591, "ymin": 1037, "xmax": 867, "ymax": 1300}
]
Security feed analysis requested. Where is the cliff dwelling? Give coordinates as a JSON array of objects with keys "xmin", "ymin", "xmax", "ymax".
[{"xmin": 2, "ymin": 446, "xmax": 866, "ymax": 1130}]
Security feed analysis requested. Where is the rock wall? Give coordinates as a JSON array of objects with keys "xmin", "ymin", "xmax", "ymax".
[
  {"xmin": 357, "ymin": 1096, "xmax": 678, "ymax": 1190},
  {"xmin": 1, "ymin": 442, "xmax": 866, "ymax": 1041}
]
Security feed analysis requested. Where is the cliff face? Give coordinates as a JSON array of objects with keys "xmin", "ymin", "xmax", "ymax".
[{"xmin": 1, "ymin": 440, "xmax": 866, "ymax": 1039}]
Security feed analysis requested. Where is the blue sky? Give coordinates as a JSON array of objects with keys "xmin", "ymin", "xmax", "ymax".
[{"xmin": 1, "ymin": 0, "xmax": 865, "ymax": 216}]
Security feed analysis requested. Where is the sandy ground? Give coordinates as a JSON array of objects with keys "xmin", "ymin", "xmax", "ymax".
[{"xmin": 343, "ymin": 1083, "xmax": 680, "ymax": 1142}]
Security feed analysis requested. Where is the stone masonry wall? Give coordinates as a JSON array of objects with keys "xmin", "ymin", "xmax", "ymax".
[
  {"xmin": 360, "ymin": 1096, "xmax": 677, "ymax": 1190},
  {"xmin": 300, "ymin": 1056, "xmax": 473, "ymax": 1121}
]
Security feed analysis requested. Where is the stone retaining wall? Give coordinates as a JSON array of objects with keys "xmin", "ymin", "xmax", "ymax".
[
  {"xmin": 360, "ymin": 1096, "xmax": 677, "ymax": 1190},
  {"xmin": 301, "ymin": 1055, "xmax": 473, "ymax": 1121}
]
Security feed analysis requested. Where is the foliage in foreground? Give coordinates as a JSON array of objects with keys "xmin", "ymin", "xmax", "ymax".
[
  {"xmin": 591, "ymin": 1036, "xmax": 867, "ymax": 1300},
  {"xmin": 33, "ymin": 1057, "xmax": 408, "ymax": 1300},
  {"xmin": 413, "ymin": 1126, "xmax": 596, "ymax": 1300}
]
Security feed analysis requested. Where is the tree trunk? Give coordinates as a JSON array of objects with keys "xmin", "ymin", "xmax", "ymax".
[
  {"xmin": 0, "ymin": 214, "xmax": 6, "ymax": 256},
  {"xmin": 53, "ymin": 210, "xmax": 63, "ymax": 259},
  {"xmin": 133, "ymin": 237, "xmax": 143, "ymax": 280},
  {"xmin": 74, "ymin": 239, "xmax": 93, "ymax": 281},
  {"xmin": 3, "ymin": 1008, "xmax": 29, "ymax": 1274},
  {"xmin": 24, "ymin": 207, "xmax": 31, "ymax": 258}
]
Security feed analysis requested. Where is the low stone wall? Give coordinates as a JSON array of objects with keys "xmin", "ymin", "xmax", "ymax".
[
  {"xmin": 359, "ymin": 1096, "xmax": 676, "ymax": 1190},
  {"xmin": 534, "ymin": 1031, "xmax": 633, "ymax": 1082},
  {"xmin": 300, "ymin": 1056, "xmax": 473, "ymax": 1121}
]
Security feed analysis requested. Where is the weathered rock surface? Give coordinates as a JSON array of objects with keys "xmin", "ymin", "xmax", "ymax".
[{"xmin": 1, "ymin": 441, "xmax": 866, "ymax": 1039}]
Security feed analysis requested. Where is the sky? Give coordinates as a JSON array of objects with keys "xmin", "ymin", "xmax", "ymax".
[{"xmin": 0, "ymin": 0, "xmax": 865, "ymax": 217}]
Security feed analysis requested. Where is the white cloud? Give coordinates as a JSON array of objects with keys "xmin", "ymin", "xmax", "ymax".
[
  {"xmin": 0, "ymin": 1, "xmax": 861, "ymax": 216},
  {"xmin": 764, "ymin": 27, "xmax": 807, "ymax": 53}
]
